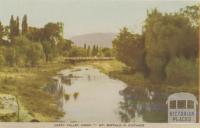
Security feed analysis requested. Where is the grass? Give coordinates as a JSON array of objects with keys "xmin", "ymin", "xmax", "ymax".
[
  {"xmin": 90, "ymin": 60, "xmax": 199, "ymax": 96},
  {"xmin": 90, "ymin": 60, "xmax": 147, "ymax": 86},
  {"xmin": 89, "ymin": 60, "xmax": 126, "ymax": 74},
  {"xmin": 0, "ymin": 59, "xmax": 198, "ymax": 121},
  {"xmin": 0, "ymin": 57, "xmax": 71, "ymax": 121}
]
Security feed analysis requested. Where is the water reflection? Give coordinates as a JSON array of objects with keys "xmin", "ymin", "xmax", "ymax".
[
  {"xmin": 44, "ymin": 66, "xmax": 169, "ymax": 122},
  {"xmin": 119, "ymin": 86, "xmax": 168, "ymax": 122},
  {"xmin": 73, "ymin": 92, "xmax": 79, "ymax": 100},
  {"xmin": 61, "ymin": 76, "xmax": 71, "ymax": 86},
  {"xmin": 43, "ymin": 76, "xmax": 65, "ymax": 111},
  {"xmin": 58, "ymin": 67, "xmax": 126, "ymax": 122}
]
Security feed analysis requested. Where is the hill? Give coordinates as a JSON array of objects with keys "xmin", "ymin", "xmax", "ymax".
[{"xmin": 70, "ymin": 33, "xmax": 116, "ymax": 48}]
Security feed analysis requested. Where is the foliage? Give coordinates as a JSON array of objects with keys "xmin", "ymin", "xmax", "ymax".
[
  {"xmin": 69, "ymin": 46, "xmax": 87, "ymax": 57},
  {"xmin": 41, "ymin": 41, "xmax": 57, "ymax": 62},
  {"xmin": 9, "ymin": 15, "xmax": 20, "ymax": 40},
  {"xmin": 113, "ymin": 5, "xmax": 198, "ymax": 84},
  {"xmin": 4, "ymin": 47, "xmax": 16, "ymax": 66},
  {"xmin": 0, "ymin": 22, "xmax": 4, "ymax": 41},
  {"xmin": 27, "ymin": 43, "xmax": 44, "ymax": 66},
  {"xmin": 0, "ymin": 54, "xmax": 5, "ymax": 67},
  {"xmin": 27, "ymin": 27, "xmax": 44, "ymax": 42},
  {"xmin": 87, "ymin": 46, "xmax": 91, "ymax": 56},
  {"xmin": 101, "ymin": 48, "xmax": 113, "ymax": 57},
  {"xmin": 165, "ymin": 57, "xmax": 198, "ymax": 85},
  {"xmin": 180, "ymin": 4, "xmax": 200, "ymax": 27},
  {"xmin": 91, "ymin": 45, "xmax": 99, "ymax": 56},
  {"xmin": 43, "ymin": 22, "xmax": 63, "ymax": 41},
  {"xmin": 0, "ymin": 36, "xmax": 45, "ymax": 67},
  {"xmin": 113, "ymin": 27, "xmax": 147, "ymax": 73},
  {"xmin": 144, "ymin": 9, "xmax": 198, "ymax": 81},
  {"xmin": 22, "ymin": 15, "xmax": 28, "ymax": 35},
  {"xmin": 57, "ymin": 39, "xmax": 73, "ymax": 56}
]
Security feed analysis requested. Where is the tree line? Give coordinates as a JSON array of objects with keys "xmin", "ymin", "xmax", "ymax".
[
  {"xmin": 0, "ymin": 14, "xmax": 75, "ymax": 67},
  {"xmin": 113, "ymin": 5, "xmax": 199, "ymax": 85},
  {"xmin": 0, "ymin": 15, "xmax": 113, "ymax": 67}
]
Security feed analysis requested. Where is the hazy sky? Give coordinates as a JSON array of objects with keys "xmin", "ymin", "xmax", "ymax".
[{"xmin": 0, "ymin": 0, "xmax": 198, "ymax": 38}]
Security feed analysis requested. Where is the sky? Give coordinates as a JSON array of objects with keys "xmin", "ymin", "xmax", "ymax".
[{"xmin": 0, "ymin": 0, "xmax": 199, "ymax": 38}]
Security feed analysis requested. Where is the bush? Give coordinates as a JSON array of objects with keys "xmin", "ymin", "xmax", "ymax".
[
  {"xmin": 0, "ymin": 54, "xmax": 5, "ymax": 67},
  {"xmin": 69, "ymin": 46, "xmax": 87, "ymax": 57},
  {"xmin": 165, "ymin": 57, "xmax": 198, "ymax": 85},
  {"xmin": 4, "ymin": 47, "xmax": 16, "ymax": 66},
  {"xmin": 26, "ymin": 43, "xmax": 44, "ymax": 66},
  {"xmin": 14, "ymin": 36, "xmax": 45, "ymax": 66},
  {"xmin": 41, "ymin": 41, "xmax": 58, "ymax": 62}
]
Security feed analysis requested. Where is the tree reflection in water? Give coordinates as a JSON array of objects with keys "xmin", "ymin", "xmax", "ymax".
[
  {"xmin": 43, "ymin": 77, "xmax": 65, "ymax": 111},
  {"xmin": 119, "ymin": 86, "xmax": 168, "ymax": 122}
]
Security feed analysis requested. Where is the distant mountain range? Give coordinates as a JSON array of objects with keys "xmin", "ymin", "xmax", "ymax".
[{"xmin": 70, "ymin": 33, "xmax": 116, "ymax": 48}]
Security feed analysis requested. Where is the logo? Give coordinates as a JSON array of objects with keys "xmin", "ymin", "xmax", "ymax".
[{"xmin": 166, "ymin": 92, "xmax": 198, "ymax": 123}]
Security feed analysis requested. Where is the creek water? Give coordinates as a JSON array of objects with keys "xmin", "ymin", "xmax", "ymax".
[{"xmin": 45, "ymin": 66, "xmax": 168, "ymax": 122}]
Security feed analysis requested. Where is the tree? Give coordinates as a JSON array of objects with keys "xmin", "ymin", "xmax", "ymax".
[
  {"xmin": 113, "ymin": 27, "xmax": 147, "ymax": 73},
  {"xmin": 22, "ymin": 14, "xmax": 28, "ymax": 35},
  {"xmin": 27, "ymin": 43, "xmax": 44, "ymax": 66},
  {"xmin": 144, "ymin": 8, "xmax": 198, "ymax": 81},
  {"xmin": 16, "ymin": 16, "xmax": 20, "ymax": 36},
  {"xmin": 57, "ymin": 39, "xmax": 73, "ymax": 56},
  {"xmin": 96, "ymin": 45, "xmax": 99, "ymax": 55},
  {"xmin": 180, "ymin": 5, "xmax": 200, "ymax": 27},
  {"xmin": 0, "ymin": 21, "xmax": 4, "ymax": 41},
  {"xmin": 84, "ymin": 43, "xmax": 86, "ymax": 49},
  {"xmin": 102, "ymin": 48, "xmax": 113, "ymax": 57},
  {"xmin": 27, "ymin": 27, "xmax": 44, "ymax": 41},
  {"xmin": 4, "ymin": 47, "xmax": 16, "ymax": 66},
  {"xmin": 41, "ymin": 41, "xmax": 56, "ymax": 62},
  {"xmin": 69, "ymin": 46, "xmax": 87, "ymax": 57},
  {"xmin": 43, "ymin": 22, "xmax": 63, "ymax": 41},
  {"xmin": 165, "ymin": 57, "xmax": 198, "ymax": 84},
  {"xmin": 87, "ymin": 45, "xmax": 91, "ymax": 56},
  {"xmin": 9, "ymin": 15, "xmax": 20, "ymax": 41},
  {"xmin": 9, "ymin": 15, "xmax": 15, "ymax": 40},
  {"xmin": 92, "ymin": 45, "xmax": 96, "ymax": 56}
]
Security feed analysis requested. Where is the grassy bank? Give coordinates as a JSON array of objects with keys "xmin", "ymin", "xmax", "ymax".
[
  {"xmin": 90, "ymin": 60, "xmax": 198, "ymax": 96},
  {"xmin": 0, "ymin": 57, "xmax": 70, "ymax": 121}
]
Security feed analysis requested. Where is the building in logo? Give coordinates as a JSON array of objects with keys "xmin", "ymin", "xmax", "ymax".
[{"xmin": 166, "ymin": 92, "xmax": 198, "ymax": 123}]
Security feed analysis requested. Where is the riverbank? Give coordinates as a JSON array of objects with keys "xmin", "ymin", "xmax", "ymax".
[
  {"xmin": 0, "ymin": 57, "xmax": 71, "ymax": 121},
  {"xmin": 0, "ymin": 59, "xmax": 198, "ymax": 121},
  {"xmin": 89, "ymin": 60, "xmax": 198, "ymax": 96}
]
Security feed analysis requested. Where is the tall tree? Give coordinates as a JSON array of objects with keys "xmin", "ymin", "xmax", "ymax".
[
  {"xmin": 87, "ymin": 45, "xmax": 91, "ymax": 56},
  {"xmin": 9, "ymin": 15, "xmax": 20, "ymax": 41},
  {"xmin": 84, "ymin": 43, "xmax": 86, "ymax": 49},
  {"xmin": 9, "ymin": 15, "xmax": 15, "ymax": 40},
  {"xmin": 16, "ymin": 16, "xmax": 20, "ymax": 36},
  {"xmin": 96, "ymin": 45, "xmax": 99, "ymax": 55},
  {"xmin": 92, "ymin": 45, "xmax": 96, "ymax": 56},
  {"xmin": 0, "ymin": 21, "xmax": 4, "ymax": 41},
  {"xmin": 22, "ymin": 14, "xmax": 28, "ymax": 35}
]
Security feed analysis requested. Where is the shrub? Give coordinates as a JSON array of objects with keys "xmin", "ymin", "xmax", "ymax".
[
  {"xmin": 26, "ymin": 43, "xmax": 44, "ymax": 66},
  {"xmin": 4, "ymin": 47, "xmax": 16, "ymax": 66},
  {"xmin": 0, "ymin": 54, "xmax": 5, "ymax": 67},
  {"xmin": 165, "ymin": 57, "xmax": 198, "ymax": 85},
  {"xmin": 69, "ymin": 46, "xmax": 87, "ymax": 57},
  {"xmin": 14, "ymin": 36, "xmax": 45, "ymax": 66}
]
